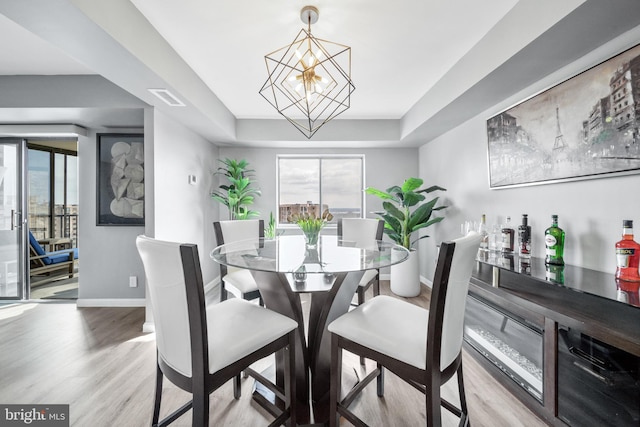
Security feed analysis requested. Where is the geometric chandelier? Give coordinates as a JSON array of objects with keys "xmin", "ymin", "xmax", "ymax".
[{"xmin": 259, "ymin": 6, "xmax": 355, "ymax": 139}]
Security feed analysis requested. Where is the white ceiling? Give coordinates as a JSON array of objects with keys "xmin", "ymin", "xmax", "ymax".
[
  {"xmin": 130, "ymin": 0, "xmax": 518, "ymax": 120},
  {"xmin": 1, "ymin": 0, "xmax": 640, "ymax": 147}
]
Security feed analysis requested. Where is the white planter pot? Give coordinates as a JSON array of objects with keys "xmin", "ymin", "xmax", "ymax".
[{"xmin": 390, "ymin": 249, "xmax": 420, "ymax": 297}]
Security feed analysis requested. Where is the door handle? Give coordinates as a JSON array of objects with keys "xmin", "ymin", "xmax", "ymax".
[{"xmin": 10, "ymin": 210, "xmax": 23, "ymax": 230}]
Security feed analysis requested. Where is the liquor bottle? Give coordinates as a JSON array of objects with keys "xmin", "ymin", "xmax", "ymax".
[
  {"xmin": 544, "ymin": 215, "xmax": 565, "ymax": 265},
  {"xmin": 488, "ymin": 223, "xmax": 501, "ymax": 253},
  {"xmin": 615, "ymin": 220, "xmax": 640, "ymax": 282},
  {"xmin": 478, "ymin": 214, "xmax": 489, "ymax": 254},
  {"xmin": 616, "ymin": 278, "xmax": 640, "ymax": 307},
  {"xmin": 501, "ymin": 216, "xmax": 514, "ymax": 253},
  {"xmin": 518, "ymin": 214, "xmax": 531, "ymax": 259},
  {"xmin": 545, "ymin": 264, "xmax": 565, "ymax": 284}
]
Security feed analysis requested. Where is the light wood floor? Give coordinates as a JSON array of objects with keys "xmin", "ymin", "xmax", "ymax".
[{"xmin": 0, "ymin": 283, "xmax": 550, "ymax": 426}]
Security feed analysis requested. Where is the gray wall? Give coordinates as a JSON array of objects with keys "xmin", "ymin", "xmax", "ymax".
[
  {"xmin": 78, "ymin": 109, "xmax": 220, "ymax": 305},
  {"xmin": 77, "ymin": 127, "xmax": 146, "ymax": 303},
  {"xmin": 152, "ymin": 110, "xmax": 220, "ymax": 285},
  {"xmin": 419, "ymin": 25, "xmax": 640, "ymax": 280},
  {"xmin": 217, "ymin": 147, "xmax": 419, "ymax": 225},
  {"xmin": 217, "ymin": 146, "xmax": 420, "ymax": 279}
]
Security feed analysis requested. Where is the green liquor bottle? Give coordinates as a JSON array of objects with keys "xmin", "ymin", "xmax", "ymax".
[{"xmin": 545, "ymin": 215, "xmax": 565, "ymax": 265}]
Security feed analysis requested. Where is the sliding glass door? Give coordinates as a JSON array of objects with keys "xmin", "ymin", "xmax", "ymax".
[{"xmin": 0, "ymin": 139, "xmax": 27, "ymax": 299}]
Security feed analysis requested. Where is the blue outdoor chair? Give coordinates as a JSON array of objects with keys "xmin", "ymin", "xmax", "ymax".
[{"xmin": 29, "ymin": 231, "xmax": 79, "ymax": 287}]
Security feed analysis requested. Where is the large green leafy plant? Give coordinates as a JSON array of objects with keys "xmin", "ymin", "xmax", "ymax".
[
  {"xmin": 211, "ymin": 158, "xmax": 261, "ymax": 220},
  {"xmin": 365, "ymin": 177, "xmax": 446, "ymax": 250}
]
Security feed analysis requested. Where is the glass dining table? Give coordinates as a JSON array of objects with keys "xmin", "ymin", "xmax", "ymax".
[{"xmin": 211, "ymin": 234, "xmax": 409, "ymax": 424}]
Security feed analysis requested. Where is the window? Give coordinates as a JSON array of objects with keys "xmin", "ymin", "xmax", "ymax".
[
  {"xmin": 277, "ymin": 155, "xmax": 364, "ymax": 226},
  {"xmin": 27, "ymin": 143, "xmax": 78, "ymax": 246}
]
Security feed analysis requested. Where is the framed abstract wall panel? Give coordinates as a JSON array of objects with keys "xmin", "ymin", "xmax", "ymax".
[
  {"xmin": 487, "ymin": 42, "xmax": 640, "ymax": 188},
  {"xmin": 96, "ymin": 133, "xmax": 145, "ymax": 226}
]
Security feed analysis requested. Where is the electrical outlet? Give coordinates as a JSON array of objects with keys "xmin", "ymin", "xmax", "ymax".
[{"xmin": 129, "ymin": 276, "xmax": 138, "ymax": 288}]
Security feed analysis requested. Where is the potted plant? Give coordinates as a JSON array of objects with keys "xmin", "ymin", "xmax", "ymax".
[
  {"xmin": 265, "ymin": 212, "xmax": 282, "ymax": 239},
  {"xmin": 211, "ymin": 158, "xmax": 261, "ymax": 220},
  {"xmin": 365, "ymin": 177, "xmax": 446, "ymax": 297}
]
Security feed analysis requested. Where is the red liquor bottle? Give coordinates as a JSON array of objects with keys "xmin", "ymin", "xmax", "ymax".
[{"xmin": 615, "ymin": 220, "xmax": 640, "ymax": 282}]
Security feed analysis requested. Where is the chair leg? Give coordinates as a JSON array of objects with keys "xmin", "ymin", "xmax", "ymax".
[
  {"xmin": 191, "ymin": 385, "xmax": 209, "ymax": 427},
  {"xmin": 457, "ymin": 363, "xmax": 470, "ymax": 427},
  {"xmin": 330, "ymin": 334, "xmax": 342, "ymax": 427},
  {"xmin": 357, "ymin": 288, "xmax": 366, "ymax": 365},
  {"xmin": 376, "ymin": 363, "xmax": 385, "ymax": 397},
  {"xmin": 233, "ymin": 374, "xmax": 241, "ymax": 399},
  {"xmin": 220, "ymin": 282, "xmax": 227, "ymax": 302},
  {"xmin": 152, "ymin": 364, "xmax": 163, "ymax": 427},
  {"xmin": 425, "ymin": 372, "xmax": 442, "ymax": 427},
  {"xmin": 373, "ymin": 277, "xmax": 380, "ymax": 296},
  {"xmin": 286, "ymin": 333, "xmax": 297, "ymax": 427}
]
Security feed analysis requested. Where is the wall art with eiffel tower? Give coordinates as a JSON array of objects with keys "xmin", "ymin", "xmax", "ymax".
[{"xmin": 486, "ymin": 42, "xmax": 640, "ymax": 188}]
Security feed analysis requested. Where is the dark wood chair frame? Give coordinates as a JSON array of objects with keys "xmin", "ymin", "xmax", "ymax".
[
  {"xmin": 213, "ymin": 220, "xmax": 264, "ymax": 305},
  {"xmin": 337, "ymin": 218, "xmax": 384, "ymax": 365},
  {"xmin": 151, "ymin": 243, "xmax": 297, "ymax": 427},
  {"xmin": 329, "ymin": 241, "xmax": 471, "ymax": 427}
]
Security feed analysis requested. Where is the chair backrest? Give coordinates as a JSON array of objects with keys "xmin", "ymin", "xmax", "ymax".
[
  {"xmin": 427, "ymin": 232, "xmax": 481, "ymax": 370},
  {"xmin": 28, "ymin": 230, "xmax": 51, "ymax": 265},
  {"xmin": 136, "ymin": 235, "xmax": 208, "ymax": 379},
  {"xmin": 338, "ymin": 218, "xmax": 384, "ymax": 247},
  {"xmin": 213, "ymin": 220, "xmax": 264, "ymax": 275}
]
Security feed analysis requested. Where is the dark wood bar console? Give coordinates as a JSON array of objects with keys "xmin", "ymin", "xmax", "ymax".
[{"xmin": 464, "ymin": 255, "xmax": 639, "ymax": 426}]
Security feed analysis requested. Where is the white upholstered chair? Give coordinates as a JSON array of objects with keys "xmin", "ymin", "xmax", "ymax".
[
  {"xmin": 136, "ymin": 235, "xmax": 297, "ymax": 427},
  {"xmin": 328, "ymin": 232, "xmax": 481, "ymax": 427},
  {"xmin": 213, "ymin": 220, "xmax": 264, "ymax": 304},
  {"xmin": 337, "ymin": 218, "xmax": 384, "ymax": 365}
]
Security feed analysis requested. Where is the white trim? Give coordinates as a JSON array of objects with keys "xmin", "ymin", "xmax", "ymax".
[
  {"xmin": 142, "ymin": 321, "xmax": 155, "ymax": 333},
  {"xmin": 76, "ymin": 298, "xmax": 146, "ymax": 307},
  {"xmin": 0, "ymin": 124, "xmax": 87, "ymax": 137},
  {"xmin": 204, "ymin": 277, "xmax": 219, "ymax": 294},
  {"xmin": 422, "ymin": 275, "xmax": 433, "ymax": 288}
]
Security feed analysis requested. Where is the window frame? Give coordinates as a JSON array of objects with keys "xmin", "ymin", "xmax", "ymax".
[{"xmin": 276, "ymin": 154, "xmax": 366, "ymax": 229}]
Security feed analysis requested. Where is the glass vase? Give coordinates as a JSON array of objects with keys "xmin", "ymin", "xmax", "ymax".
[{"xmin": 303, "ymin": 230, "xmax": 320, "ymax": 248}]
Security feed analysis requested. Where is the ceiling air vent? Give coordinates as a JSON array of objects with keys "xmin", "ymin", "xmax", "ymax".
[{"xmin": 148, "ymin": 88, "xmax": 185, "ymax": 107}]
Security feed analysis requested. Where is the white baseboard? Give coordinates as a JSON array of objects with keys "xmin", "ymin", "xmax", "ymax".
[
  {"xmin": 421, "ymin": 276, "xmax": 433, "ymax": 288},
  {"xmin": 76, "ymin": 298, "xmax": 146, "ymax": 307},
  {"xmin": 205, "ymin": 277, "xmax": 219, "ymax": 294},
  {"xmin": 142, "ymin": 321, "xmax": 155, "ymax": 333},
  {"xmin": 380, "ymin": 273, "xmax": 433, "ymax": 289}
]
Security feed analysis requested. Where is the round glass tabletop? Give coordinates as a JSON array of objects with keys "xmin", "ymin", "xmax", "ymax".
[{"xmin": 210, "ymin": 234, "xmax": 409, "ymax": 274}]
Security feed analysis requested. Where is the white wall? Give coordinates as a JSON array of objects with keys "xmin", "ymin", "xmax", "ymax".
[
  {"xmin": 152, "ymin": 110, "xmax": 220, "ymax": 285},
  {"xmin": 419, "ymin": 26, "xmax": 640, "ymax": 280}
]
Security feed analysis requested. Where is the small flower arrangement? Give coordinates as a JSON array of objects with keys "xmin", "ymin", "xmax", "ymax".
[{"xmin": 288, "ymin": 209, "xmax": 334, "ymax": 246}]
